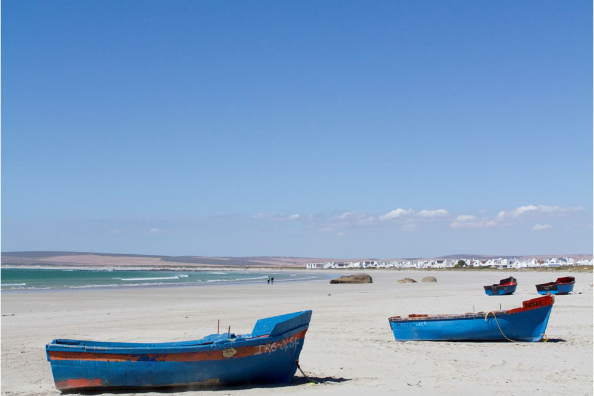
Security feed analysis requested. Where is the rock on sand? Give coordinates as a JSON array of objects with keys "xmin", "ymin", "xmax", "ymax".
[
  {"xmin": 396, "ymin": 277, "xmax": 417, "ymax": 283},
  {"xmin": 330, "ymin": 274, "xmax": 373, "ymax": 284},
  {"xmin": 422, "ymin": 276, "xmax": 437, "ymax": 283}
]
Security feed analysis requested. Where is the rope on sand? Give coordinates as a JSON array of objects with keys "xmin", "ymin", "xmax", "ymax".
[{"xmin": 296, "ymin": 361, "xmax": 317, "ymax": 384}]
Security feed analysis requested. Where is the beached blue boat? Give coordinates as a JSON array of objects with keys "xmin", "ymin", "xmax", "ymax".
[
  {"xmin": 536, "ymin": 276, "xmax": 575, "ymax": 295},
  {"xmin": 46, "ymin": 310, "xmax": 312, "ymax": 391},
  {"xmin": 483, "ymin": 276, "xmax": 517, "ymax": 296},
  {"xmin": 388, "ymin": 295, "xmax": 554, "ymax": 342}
]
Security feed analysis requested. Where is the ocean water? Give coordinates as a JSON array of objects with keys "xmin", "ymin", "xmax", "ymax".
[{"xmin": 1, "ymin": 268, "xmax": 323, "ymax": 291}]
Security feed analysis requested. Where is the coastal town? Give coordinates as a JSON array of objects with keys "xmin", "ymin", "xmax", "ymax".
[{"xmin": 306, "ymin": 257, "xmax": 594, "ymax": 270}]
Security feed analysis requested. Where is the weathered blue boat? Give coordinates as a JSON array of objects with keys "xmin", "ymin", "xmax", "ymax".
[
  {"xmin": 46, "ymin": 310, "xmax": 312, "ymax": 391},
  {"xmin": 388, "ymin": 295, "xmax": 554, "ymax": 342},
  {"xmin": 483, "ymin": 276, "xmax": 517, "ymax": 296},
  {"xmin": 536, "ymin": 276, "xmax": 575, "ymax": 295}
]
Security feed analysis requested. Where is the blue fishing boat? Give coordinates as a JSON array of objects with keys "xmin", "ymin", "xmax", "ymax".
[
  {"xmin": 483, "ymin": 276, "xmax": 517, "ymax": 296},
  {"xmin": 536, "ymin": 276, "xmax": 575, "ymax": 295},
  {"xmin": 46, "ymin": 310, "xmax": 312, "ymax": 391},
  {"xmin": 388, "ymin": 295, "xmax": 554, "ymax": 342}
]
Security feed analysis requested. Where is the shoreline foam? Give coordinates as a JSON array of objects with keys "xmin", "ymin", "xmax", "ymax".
[{"xmin": 1, "ymin": 267, "xmax": 333, "ymax": 294}]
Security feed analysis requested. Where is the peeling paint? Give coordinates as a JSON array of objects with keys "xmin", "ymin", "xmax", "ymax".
[
  {"xmin": 56, "ymin": 378, "xmax": 102, "ymax": 389},
  {"xmin": 222, "ymin": 348, "xmax": 237, "ymax": 358}
]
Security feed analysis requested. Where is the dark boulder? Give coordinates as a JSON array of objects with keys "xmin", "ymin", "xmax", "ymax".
[
  {"xmin": 330, "ymin": 274, "xmax": 373, "ymax": 284},
  {"xmin": 422, "ymin": 276, "xmax": 437, "ymax": 283},
  {"xmin": 396, "ymin": 277, "xmax": 417, "ymax": 283}
]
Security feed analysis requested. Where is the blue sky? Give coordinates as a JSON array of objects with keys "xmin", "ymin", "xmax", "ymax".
[{"xmin": 2, "ymin": 1, "xmax": 592, "ymax": 258}]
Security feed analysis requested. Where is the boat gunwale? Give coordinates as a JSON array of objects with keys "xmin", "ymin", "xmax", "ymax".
[
  {"xmin": 47, "ymin": 324, "xmax": 309, "ymax": 356},
  {"xmin": 535, "ymin": 277, "xmax": 575, "ymax": 288},
  {"xmin": 388, "ymin": 310, "xmax": 507, "ymax": 322},
  {"xmin": 388, "ymin": 295, "xmax": 554, "ymax": 323}
]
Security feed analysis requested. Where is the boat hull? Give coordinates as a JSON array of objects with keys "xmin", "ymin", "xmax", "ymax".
[
  {"xmin": 536, "ymin": 278, "xmax": 575, "ymax": 295},
  {"xmin": 483, "ymin": 284, "xmax": 517, "ymax": 295},
  {"xmin": 47, "ymin": 311, "xmax": 311, "ymax": 391},
  {"xmin": 484, "ymin": 277, "xmax": 517, "ymax": 296},
  {"xmin": 389, "ymin": 296, "xmax": 553, "ymax": 342}
]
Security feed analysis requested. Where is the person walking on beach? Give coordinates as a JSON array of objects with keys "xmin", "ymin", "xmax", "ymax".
[
  {"xmin": 271, "ymin": 277, "xmax": 274, "ymax": 285},
  {"xmin": 267, "ymin": 276, "xmax": 270, "ymax": 284}
]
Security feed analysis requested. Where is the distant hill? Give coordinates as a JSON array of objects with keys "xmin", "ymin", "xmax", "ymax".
[
  {"xmin": 0, "ymin": 251, "xmax": 287, "ymax": 268},
  {"xmin": 2, "ymin": 251, "xmax": 162, "ymax": 259},
  {"xmin": 1, "ymin": 251, "xmax": 591, "ymax": 268}
]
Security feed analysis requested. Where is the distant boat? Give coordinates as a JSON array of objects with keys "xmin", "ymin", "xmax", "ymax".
[
  {"xmin": 388, "ymin": 295, "xmax": 554, "ymax": 342},
  {"xmin": 483, "ymin": 276, "xmax": 517, "ymax": 295},
  {"xmin": 46, "ymin": 311, "xmax": 312, "ymax": 391},
  {"xmin": 536, "ymin": 276, "xmax": 575, "ymax": 295}
]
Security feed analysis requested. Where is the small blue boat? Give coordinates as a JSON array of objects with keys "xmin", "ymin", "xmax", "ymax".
[
  {"xmin": 536, "ymin": 276, "xmax": 575, "ymax": 295},
  {"xmin": 483, "ymin": 276, "xmax": 517, "ymax": 296},
  {"xmin": 46, "ymin": 310, "xmax": 312, "ymax": 391},
  {"xmin": 388, "ymin": 295, "xmax": 554, "ymax": 342}
]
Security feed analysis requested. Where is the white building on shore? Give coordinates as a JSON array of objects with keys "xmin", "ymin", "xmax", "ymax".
[{"xmin": 305, "ymin": 257, "xmax": 592, "ymax": 269}]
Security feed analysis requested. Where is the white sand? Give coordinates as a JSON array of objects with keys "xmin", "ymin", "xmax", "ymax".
[{"xmin": 1, "ymin": 270, "xmax": 592, "ymax": 395}]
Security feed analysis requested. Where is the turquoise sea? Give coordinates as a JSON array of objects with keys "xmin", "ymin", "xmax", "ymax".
[{"xmin": 1, "ymin": 268, "xmax": 325, "ymax": 291}]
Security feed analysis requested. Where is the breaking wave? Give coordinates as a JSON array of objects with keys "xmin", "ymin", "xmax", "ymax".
[
  {"xmin": 206, "ymin": 276, "xmax": 268, "ymax": 283},
  {"xmin": 116, "ymin": 276, "xmax": 184, "ymax": 281}
]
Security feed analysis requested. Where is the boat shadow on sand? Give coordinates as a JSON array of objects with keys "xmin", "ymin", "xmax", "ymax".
[
  {"xmin": 538, "ymin": 338, "xmax": 566, "ymax": 343},
  {"xmin": 431, "ymin": 337, "xmax": 566, "ymax": 344},
  {"xmin": 69, "ymin": 376, "xmax": 351, "ymax": 395}
]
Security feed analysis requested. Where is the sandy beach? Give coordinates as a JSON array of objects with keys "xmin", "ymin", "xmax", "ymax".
[{"xmin": 2, "ymin": 270, "xmax": 592, "ymax": 396}]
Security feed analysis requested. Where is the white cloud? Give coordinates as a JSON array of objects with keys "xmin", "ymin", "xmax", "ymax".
[
  {"xmin": 451, "ymin": 203, "xmax": 583, "ymax": 230},
  {"xmin": 379, "ymin": 208, "xmax": 413, "ymax": 221},
  {"xmin": 148, "ymin": 228, "xmax": 162, "ymax": 233},
  {"xmin": 533, "ymin": 223, "xmax": 552, "ymax": 231},
  {"xmin": 538, "ymin": 205, "xmax": 583, "ymax": 214},
  {"xmin": 455, "ymin": 215, "xmax": 476, "ymax": 222},
  {"xmin": 417, "ymin": 209, "xmax": 448, "ymax": 218},
  {"xmin": 309, "ymin": 208, "xmax": 453, "ymax": 232},
  {"xmin": 357, "ymin": 216, "xmax": 377, "ymax": 225},
  {"xmin": 451, "ymin": 218, "xmax": 497, "ymax": 229},
  {"xmin": 253, "ymin": 213, "xmax": 300, "ymax": 221},
  {"xmin": 499, "ymin": 205, "xmax": 583, "ymax": 219},
  {"xmin": 259, "ymin": 204, "xmax": 583, "ymax": 234},
  {"xmin": 510, "ymin": 205, "xmax": 538, "ymax": 217},
  {"xmin": 538, "ymin": 205, "xmax": 560, "ymax": 213},
  {"xmin": 335, "ymin": 212, "xmax": 377, "ymax": 225},
  {"xmin": 402, "ymin": 221, "xmax": 420, "ymax": 232}
]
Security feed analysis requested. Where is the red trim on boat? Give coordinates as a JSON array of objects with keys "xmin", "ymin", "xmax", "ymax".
[
  {"xmin": 555, "ymin": 277, "xmax": 575, "ymax": 284},
  {"xmin": 48, "ymin": 330, "xmax": 307, "ymax": 363},
  {"xmin": 507, "ymin": 295, "xmax": 554, "ymax": 314}
]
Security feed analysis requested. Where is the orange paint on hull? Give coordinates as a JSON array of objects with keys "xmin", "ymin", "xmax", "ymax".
[{"xmin": 55, "ymin": 378, "xmax": 102, "ymax": 389}]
